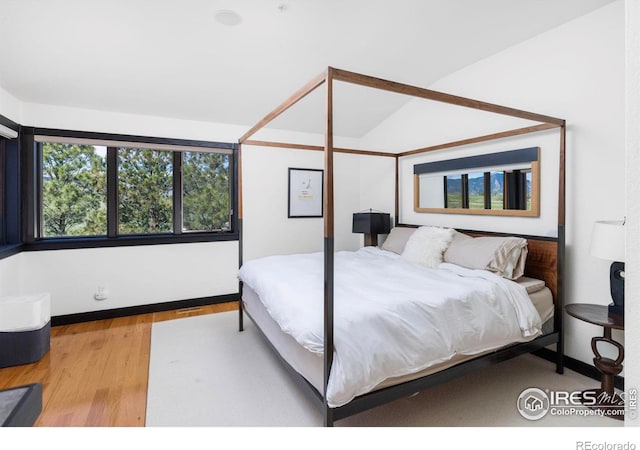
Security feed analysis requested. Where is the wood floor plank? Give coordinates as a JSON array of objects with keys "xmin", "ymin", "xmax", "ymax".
[{"xmin": 0, "ymin": 301, "xmax": 238, "ymax": 427}]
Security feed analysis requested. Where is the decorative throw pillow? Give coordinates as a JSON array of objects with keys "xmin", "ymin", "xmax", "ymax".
[
  {"xmin": 380, "ymin": 227, "xmax": 416, "ymax": 254},
  {"xmin": 443, "ymin": 231, "xmax": 528, "ymax": 280},
  {"xmin": 401, "ymin": 226, "xmax": 456, "ymax": 268}
]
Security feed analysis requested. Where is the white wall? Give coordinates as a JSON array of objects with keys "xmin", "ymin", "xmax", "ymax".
[
  {"xmin": 0, "ymin": 85, "xmax": 22, "ymax": 123},
  {"xmin": 21, "ymin": 242, "xmax": 238, "ymax": 316},
  {"xmin": 242, "ymin": 145, "xmax": 396, "ymax": 262},
  {"xmin": 242, "ymin": 145, "xmax": 325, "ymax": 261},
  {"xmin": 358, "ymin": 154, "xmax": 397, "ymax": 226},
  {"xmin": 0, "ymin": 253, "xmax": 24, "ymax": 298},
  {"xmin": 360, "ymin": 1, "xmax": 626, "ymax": 367}
]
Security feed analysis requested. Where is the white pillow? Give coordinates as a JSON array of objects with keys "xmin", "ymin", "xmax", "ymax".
[
  {"xmin": 401, "ymin": 226, "xmax": 455, "ymax": 268},
  {"xmin": 443, "ymin": 231, "xmax": 528, "ymax": 280}
]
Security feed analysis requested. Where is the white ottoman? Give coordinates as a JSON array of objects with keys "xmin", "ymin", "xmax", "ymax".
[{"xmin": 0, "ymin": 293, "xmax": 51, "ymax": 368}]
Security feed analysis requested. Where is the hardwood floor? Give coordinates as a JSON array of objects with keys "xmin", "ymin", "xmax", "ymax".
[{"xmin": 0, "ymin": 302, "xmax": 238, "ymax": 427}]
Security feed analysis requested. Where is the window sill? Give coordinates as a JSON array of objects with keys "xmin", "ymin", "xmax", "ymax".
[{"xmin": 23, "ymin": 232, "xmax": 239, "ymax": 251}]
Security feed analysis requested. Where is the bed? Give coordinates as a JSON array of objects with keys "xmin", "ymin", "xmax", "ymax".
[
  {"xmin": 238, "ymin": 225, "xmax": 561, "ymax": 422},
  {"xmin": 235, "ymin": 67, "xmax": 566, "ymax": 426}
]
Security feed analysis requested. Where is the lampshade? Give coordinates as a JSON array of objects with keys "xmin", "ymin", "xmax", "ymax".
[
  {"xmin": 590, "ymin": 220, "xmax": 625, "ymax": 263},
  {"xmin": 352, "ymin": 212, "xmax": 391, "ymax": 235}
]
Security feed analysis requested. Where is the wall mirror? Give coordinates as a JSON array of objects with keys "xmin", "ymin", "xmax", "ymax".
[{"xmin": 414, "ymin": 147, "xmax": 540, "ymax": 217}]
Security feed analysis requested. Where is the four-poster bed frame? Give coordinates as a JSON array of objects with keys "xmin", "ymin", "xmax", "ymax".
[{"xmin": 236, "ymin": 67, "xmax": 566, "ymax": 427}]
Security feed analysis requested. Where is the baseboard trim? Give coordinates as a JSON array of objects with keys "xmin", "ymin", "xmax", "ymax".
[
  {"xmin": 51, "ymin": 293, "xmax": 239, "ymax": 326},
  {"xmin": 533, "ymin": 348, "xmax": 624, "ymax": 391}
]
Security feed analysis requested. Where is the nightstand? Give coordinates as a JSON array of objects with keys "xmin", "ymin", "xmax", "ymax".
[{"xmin": 565, "ymin": 303, "xmax": 624, "ymax": 420}]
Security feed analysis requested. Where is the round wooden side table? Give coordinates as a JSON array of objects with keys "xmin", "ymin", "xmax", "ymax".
[{"xmin": 565, "ymin": 303, "xmax": 624, "ymax": 420}]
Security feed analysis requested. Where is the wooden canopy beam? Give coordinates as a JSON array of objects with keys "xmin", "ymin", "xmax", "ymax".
[
  {"xmin": 398, "ymin": 123, "xmax": 561, "ymax": 157},
  {"xmin": 331, "ymin": 67, "xmax": 565, "ymax": 126},
  {"xmin": 239, "ymin": 70, "xmax": 327, "ymax": 144},
  {"xmin": 242, "ymin": 139, "xmax": 396, "ymax": 158}
]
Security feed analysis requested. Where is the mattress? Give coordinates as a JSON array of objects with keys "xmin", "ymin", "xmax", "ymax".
[{"xmin": 241, "ymin": 279, "xmax": 554, "ymax": 401}]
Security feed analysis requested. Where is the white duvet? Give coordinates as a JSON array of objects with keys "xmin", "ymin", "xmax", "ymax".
[{"xmin": 238, "ymin": 247, "xmax": 542, "ymax": 407}]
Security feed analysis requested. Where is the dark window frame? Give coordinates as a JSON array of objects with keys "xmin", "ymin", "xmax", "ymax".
[
  {"xmin": 22, "ymin": 127, "xmax": 238, "ymax": 251},
  {"xmin": 0, "ymin": 116, "xmax": 22, "ymax": 259}
]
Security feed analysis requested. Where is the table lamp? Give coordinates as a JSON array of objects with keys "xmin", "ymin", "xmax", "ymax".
[
  {"xmin": 352, "ymin": 210, "xmax": 391, "ymax": 247},
  {"xmin": 589, "ymin": 219, "xmax": 625, "ymax": 316}
]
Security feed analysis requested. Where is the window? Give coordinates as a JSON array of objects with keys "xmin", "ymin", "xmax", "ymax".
[
  {"xmin": 29, "ymin": 131, "xmax": 236, "ymax": 248},
  {"xmin": 118, "ymin": 148, "xmax": 173, "ymax": 235},
  {"xmin": 182, "ymin": 151, "xmax": 230, "ymax": 232},
  {"xmin": 41, "ymin": 142, "xmax": 107, "ymax": 237}
]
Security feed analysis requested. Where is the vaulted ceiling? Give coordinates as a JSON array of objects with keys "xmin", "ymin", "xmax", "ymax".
[{"xmin": 0, "ymin": 0, "xmax": 615, "ymax": 137}]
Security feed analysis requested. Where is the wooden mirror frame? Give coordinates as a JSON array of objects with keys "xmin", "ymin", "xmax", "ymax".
[{"xmin": 413, "ymin": 147, "xmax": 541, "ymax": 217}]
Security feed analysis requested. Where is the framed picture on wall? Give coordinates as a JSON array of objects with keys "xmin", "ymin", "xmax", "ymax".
[{"xmin": 288, "ymin": 168, "xmax": 324, "ymax": 218}]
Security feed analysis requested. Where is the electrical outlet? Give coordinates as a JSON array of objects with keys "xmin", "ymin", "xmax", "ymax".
[{"xmin": 94, "ymin": 287, "xmax": 109, "ymax": 301}]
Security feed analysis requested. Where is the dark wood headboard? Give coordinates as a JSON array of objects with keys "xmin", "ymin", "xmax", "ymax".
[{"xmin": 397, "ymin": 225, "xmax": 559, "ymax": 305}]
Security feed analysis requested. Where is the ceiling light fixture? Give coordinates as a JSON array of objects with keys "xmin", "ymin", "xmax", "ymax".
[{"xmin": 214, "ymin": 9, "xmax": 242, "ymax": 26}]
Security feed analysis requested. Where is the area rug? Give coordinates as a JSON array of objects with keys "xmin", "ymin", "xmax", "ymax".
[{"xmin": 146, "ymin": 311, "xmax": 621, "ymax": 427}]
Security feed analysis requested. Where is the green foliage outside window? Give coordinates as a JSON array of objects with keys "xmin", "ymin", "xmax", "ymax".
[
  {"xmin": 118, "ymin": 148, "xmax": 173, "ymax": 234},
  {"xmin": 41, "ymin": 142, "xmax": 231, "ymax": 238},
  {"xmin": 42, "ymin": 143, "xmax": 107, "ymax": 237},
  {"xmin": 182, "ymin": 152, "xmax": 230, "ymax": 231}
]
